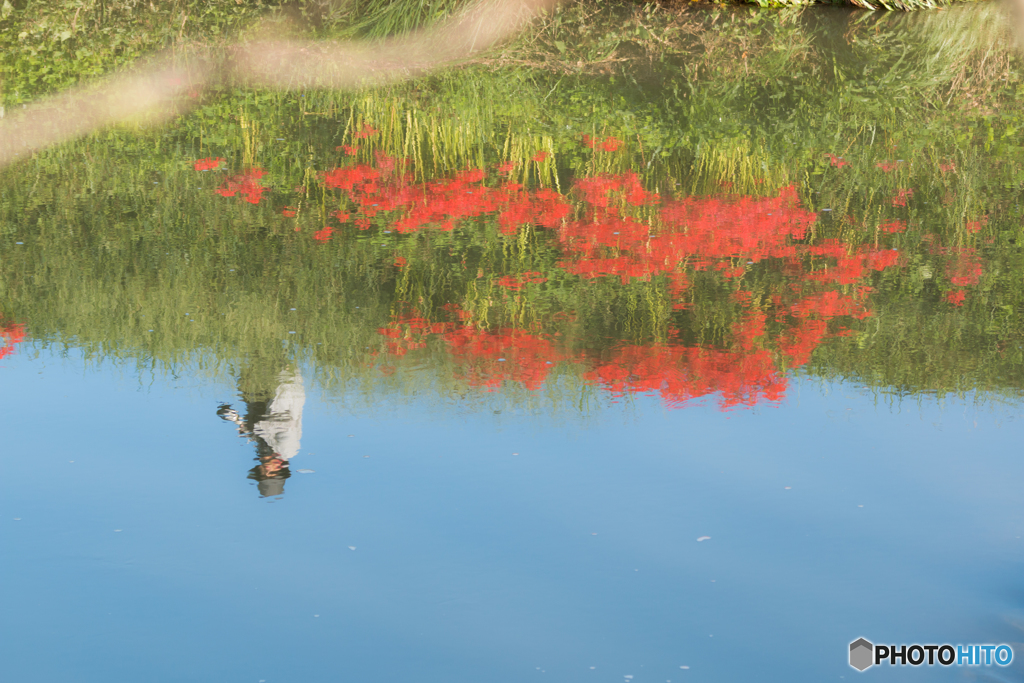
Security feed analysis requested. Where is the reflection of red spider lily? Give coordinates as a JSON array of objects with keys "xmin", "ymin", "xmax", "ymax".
[
  {"xmin": 325, "ymin": 159, "xmax": 910, "ymax": 408},
  {"xmin": 879, "ymin": 220, "xmax": 907, "ymax": 233},
  {"xmin": 827, "ymin": 154, "xmax": 849, "ymax": 168},
  {"xmin": 966, "ymin": 217, "xmax": 987, "ymax": 233},
  {"xmin": 322, "ymin": 164, "xmax": 381, "ymax": 191},
  {"xmin": 372, "ymin": 282, "xmax": 875, "ymax": 409},
  {"xmin": 0, "ymin": 322, "xmax": 25, "ymax": 360},
  {"xmin": 559, "ymin": 183, "xmax": 817, "ymax": 285},
  {"xmin": 944, "ymin": 247, "xmax": 983, "ymax": 287},
  {"xmin": 215, "ymin": 168, "xmax": 268, "ymax": 204},
  {"xmin": 601, "ymin": 137, "xmax": 622, "ymax": 152},
  {"xmin": 581, "ymin": 135, "xmax": 623, "ymax": 152},
  {"xmin": 917, "ymin": 240, "xmax": 985, "ymax": 305},
  {"xmin": 891, "ymin": 189, "xmax": 913, "ymax": 207},
  {"xmin": 318, "ymin": 161, "xmax": 571, "ymax": 235},
  {"xmin": 574, "ymin": 172, "xmax": 656, "ymax": 207},
  {"xmin": 788, "ymin": 291, "xmax": 872, "ymax": 325},
  {"xmin": 496, "ymin": 272, "xmax": 547, "ymax": 291},
  {"xmin": 804, "ymin": 240, "xmax": 901, "ymax": 285},
  {"xmin": 193, "ymin": 157, "xmax": 223, "ymax": 171},
  {"xmin": 352, "ymin": 123, "xmax": 378, "ymax": 139},
  {"xmin": 443, "ymin": 327, "xmax": 565, "ymax": 390},
  {"xmin": 585, "ymin": 345, "xmax": 787, "ymax": 409}
]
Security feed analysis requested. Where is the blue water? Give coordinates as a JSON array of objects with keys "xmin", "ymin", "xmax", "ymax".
[{"xmin": 2, "ymin": 346, "xmax": 1022, "ymax": 682}]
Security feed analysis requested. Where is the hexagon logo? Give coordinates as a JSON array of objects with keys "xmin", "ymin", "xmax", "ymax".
[{"xmin": 850, "ymin": 638, "xmax": 874, "ymax": 671}]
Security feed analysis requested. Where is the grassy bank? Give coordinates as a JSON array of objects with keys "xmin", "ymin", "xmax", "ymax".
[{"xmin": 0, "ymin": 0, "xmax": 1002, "ymax": 108}]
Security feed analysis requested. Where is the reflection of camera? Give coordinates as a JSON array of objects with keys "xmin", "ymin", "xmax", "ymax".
[{"xmin": 217, "ymin": 404, "xmax": 241, "ymax": 423}]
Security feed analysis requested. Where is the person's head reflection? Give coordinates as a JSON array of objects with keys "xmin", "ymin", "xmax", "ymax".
[
  {"xmin": 248, "ymin": 456, "xmax": 291, "ymax": 498},
  {"xmin": 219, "ymin": 366, "xmax": 304, "ymax": 498}
]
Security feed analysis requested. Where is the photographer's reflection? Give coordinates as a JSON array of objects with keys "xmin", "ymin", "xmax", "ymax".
[{"xmin": 218, "ymin": 367, "xmax": 304, "ymax": 498}]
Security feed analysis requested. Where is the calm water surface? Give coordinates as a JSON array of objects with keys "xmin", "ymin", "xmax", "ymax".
[{"xmin": 2, "ymin": 4, "xmax": 1024, "ymax": 682}]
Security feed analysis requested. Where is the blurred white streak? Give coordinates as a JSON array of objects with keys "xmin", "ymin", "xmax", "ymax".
[
  {"xmin": 0, "ymin": 0, "xmax": 557, "ymax": 169},
  {"xmin": 233, "ymin": 0, "xmax": 558, "ymax": 89},
  {"xmin": 0, "ymin": 60, "xmax": 214, "ymax": 168}
]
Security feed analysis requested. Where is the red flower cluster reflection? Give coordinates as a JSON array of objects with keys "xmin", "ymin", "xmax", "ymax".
[
  {"xmin": 582, "ymin": 135, "xmax": 623, "ymax": 152},
  {"xmin": 307, "ymin": 153, "xmax": 915, "ymax": 409},
  {"xmin": 372, "ymin": 305, "xmax": 796, "ymax": 408},
  {"xmin": 880, "ymin": 220, "xmax": 907, "ymax": 234},
  {"xmin": 215, "ymin": 168, "xmax": 268, "ymax": 204},
  {"xmin": 558, "ymin": 179, "xmax": 815, "ymax": 285},
  {"xmin": 891, "ymin": 189, "xmax": 913, "ymax": 207},
  {"xmin": 198, "ymin": 135, "xmax": 984, "ymax": 409},
  {"xmin": 0, "ymin": 321, "xmax": 25, "ymax": 360},
  {"xmin": 376, "ymin": 308, "xmax": 567, "ymax": 391},
  {"xmin": 585, "ymin": 344, "xmax": 787, "ymax": 408},
  {"xmin": 496, "ymin": 272, "xmax": 547, "ymax": 291},
  {"xmin": 932, "ymin": 243, "xmax": 984, "ymax": 307},
  {"xmin": 352, "ymin": 123, "xmax": 379, "ymax": 139},
  {"xmin": 317, "ymin": 160, "xmax": 571, "ymax": 235},
  {"xmin": 193, "ymin": 157, "xmax": 223, "ymax": 171},
  {"xmin": 827, "ymin": 154, "xmax": 849, "ymax": 168}
]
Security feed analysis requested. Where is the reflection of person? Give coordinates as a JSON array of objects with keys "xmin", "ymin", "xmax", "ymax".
[{"xmin": 218, "ymin": 368, "xmax": 305, "ymax": 498}]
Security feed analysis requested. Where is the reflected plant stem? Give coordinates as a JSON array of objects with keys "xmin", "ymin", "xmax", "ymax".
[{"xmin": 0, "ymin": 0, "xmax": 557, "ymax": 170}]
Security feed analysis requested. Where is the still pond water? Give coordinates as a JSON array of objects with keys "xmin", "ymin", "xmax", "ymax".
[{"xmin": 2, "ymin": 4, "xmax": 1024, "ymax": 682}]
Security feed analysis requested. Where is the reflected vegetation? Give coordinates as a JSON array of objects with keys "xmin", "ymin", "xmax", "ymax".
[
  {"xmin": 4, "ymin": 8, "xmax": 1024, "ymax": 682},
  {"xmin": 2, "ymin": 4, "xmax": 1024, "ymax": 411},
  {"xmin": 0, "ymin": 317, "xmax": 24, "ymax": 359}
]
